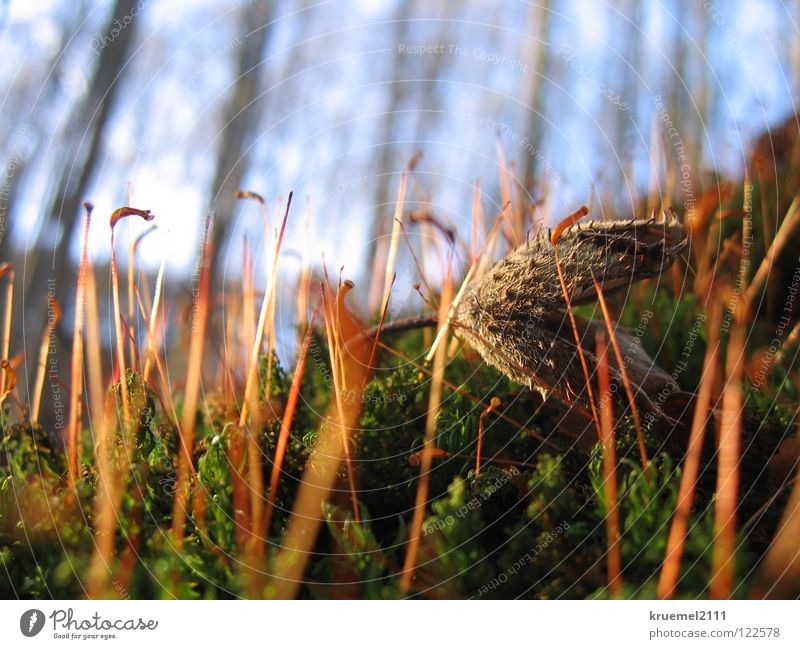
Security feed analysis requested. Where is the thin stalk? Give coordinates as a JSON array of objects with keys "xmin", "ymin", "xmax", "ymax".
[
  {"xmin": 31, "ymin": 297, "xmax": 61, "ymax": 423},
  {"xmin": 400, "ymin": 259, "xmax": 453, "ymax": 592},
  {"xmin": 127, "ymin": 217, "xmax": 136, "ymax": 372},
  {"xmin": 321, "ymin": 281, "xmax": 360, "ymax": 523},
  {"xmin": 596, "ymin": 332, "xmax": 623, "ymax": 598},
  {"xmin": 142, "ymin": 254, "xmax": 166, "ymax": 384},
  {"xmin": 238, "ymin": 193, "xmax": 291, "ymax": 429},
  {"xmin": 171, "ymin": 214, "xmax": 212, "ymax": 550},
  {"xmin": 267, "ymin": 284, "xmax": 370, "ymax": 599},
  {"xmin": 365, "ymin": 273, "xmax": 394, "ymax": 389},
  {"xmin": 110, "ymin": 239, "xmax": 130, "ymax": 424},
  {"xmin": 710, "ymin": 298, "xmax": 746, "ymax": 599},
  {"xmin": 66, "ymin": 204, "xmax": 92, "ymax": 485},
  {"xmin": 476, "ymin": 397, "xmax": 501, "ymax": 477},
  {"xmin": 552, "ymin": 206, "xmax": 601, "ymax": 438},
  {"xmin": 399, "ymin": 220, "xmax": 436, "ymax": 308},
  {"xmin": 745, "ymin": 194, "xmax": 799, "ymax": 305},
  {"xmin": 0, "ymin": 264, "xmax": 14, "ymax": 396},
  {"xmin": 262, "ymin": 306, "xmax": 319, "ymax": 542},
  {"xmin": 472, "ymin": 179, "xmax": 482, "ymax": 262},
  {"xmin": 658, "ymin": 300, "xmax": 723, "ymax": 599},
  {"xmin": 296, "ymin": 197, "xmax": 312, "ymax": 328},
  {"xmin": 590, "ymin": 272, "xmax": 648, "ymax": 472},
  {"xmin": 109, "ymin": 207, "xmax": 155, "ymax": 428},
  {"xmin": 380, "ymin": 172, "xmax": 407, "ymax": 313},
  {"xmin": 409, "ymin": 446, "xmax": 539, "ymax": 471},
  {"xmin": 495, "ymin": 135, "xmax": 515, "ymax": 244}
]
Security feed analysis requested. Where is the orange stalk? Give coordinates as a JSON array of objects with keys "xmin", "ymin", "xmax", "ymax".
[
  {"xmin": 109, "ymin": 207, "xmax": 155, "ymax": 429},
  {"xmin": 710, "ymin": 299, "xmax": 746, "ymax": 599},
  {"xmin": 495, "ymin": 134, "xmax": 515, "ymax": 244},
  {"xmin": 244, "ymin": 428, "xmax": 264, "ymax": 567},
  {"xmin": 398, "ymin": 220, "xmax": 436, "ymax": 307},
  {"xmin": 596, "ymin": 332, "xmax": 623, "ymax": 598},
  {"xmin": 753, "ymin": 443, "xmax": 800, "ymax": 597},
  {"xmin": 471, "ymin": 179, "xmax": 482, "ymax": 262},
  {"xmin": 0, "ymin": 355, "xmax": 21, "ymax": 410},
  {"xmin": 550, "ymin": 205, "xmax": 589, "ymax": 246},
  {"xmin": 65, "ymin": 204, "xmax": 92, "ymax": 485},
  {"xmin": 425, "ymin": 262, "xmax": 475, "ymax": 363},
  {"xmin": 425, "ymin": 203, "xmax": 511, "ymax": 365},
  {"xmin": 171, "ymin": 214, "xmax": 212, "ymax": 550},
  {"xmin": 551, "ymin": 206, "xmax": 600, "ymax": 436},
  {"xmin": 320, "ymin": 280, "xmax": 360, "ymax": 523},
  {"xmin": 553, "ymin": 254, "xmax": 601, "ymax": 436},
  {"xmin": 31, "ymin": 297, "xmax": 61, "ymax": 423},
  {"xmin": 476, "ymin": 397, "xmax": 501, "ymax": 477},
  {"xmin": 242, "ymin": 237, "xmax": 256, "ymax": 374},
  {"xmin": 0, "ymin": 263, "xmax": 14, "ymax": 397},
  {"xmin": 368, "ymin": 237, "xmax": 389, "ymax": 315},
  {"xmin": 380, "ymin": 173, "xmax": 407, "ymax": 314},
  {"xmin": 262, "ymin": 306, "xmax": 319, "ymax": 542},
  {"xmin": 409, "ymin": 446, "xmax": 537, "ymax": 471},
  {"xmin": 646, "ymin": 114, "xmax": 662, "ymax": 217},
  {"xmin": 237, "ymin": 237, "xmax": 263, "ymax": 555},
  {"xmin": 236, "ymin": 190, "xmax": 274, "ymax": 364},
  {"xmin": 365, "ymin": 273, "xmax": 394, "ymax": 389},
  {"xmin": 142, "ymin": 254, "xmax": 166, "ymax": 384},
  {"xmin": 473, "ymin": 201, "xmax": 512, "ymax": 287},
  {"xmin": 86, "ymin": 212, "xmax": 129, "ymax": 597},
  {"xmin": 134, "ymin": 269, "xmax": 152, "ymax": 374},
  {"xmin": 265, "ymin": 245, "xmax": 280, "ymax": 400},
  {"xmin": 658, "ymin": 300, "xmax": 722, "ymax": 599},
  {"xmin": 238, "ymin": 193, "xmax": 291, "ymax": 429},
  {"xmin": 87, "ymin": 393, "xmax": 121, "ymax": 598},
  {"xmin": 590, "ymin": 272, "xmax": 648, "ymax": 471},
  {"xmin": 133, "ymin": 285, "xmax": 177, "ymax": 425},
  {"xmin": 297, "ymin": 196, "xmax": 312, "ymax": 328},
  {"xmin": 267, "ymin": 284, "xmax": 370, "ymax": 599},
  {"xmin": 710, "ymin": 191, "xmax": 753, "ymax": 599},
  {"xmin": 228, "ymin": 424, "xmax": 253, "ymax": 551},
  {"xmin": 127, "ymin": 217, "xmax": 136, "ymax": 372},
  {"xmin": 510, "ymin": 161, "xmax": 525, "ymax": 242},
  {"xmin": 87, "ymin": 327, "xmax": 151, "ymax": 597},
  {"xmin": 400, "ymin": 258, "xmax": 453, "ymax": 592},
  {"xmin": 773, "ymin": 319, "xmax": 800, "ymax": 368},
  {"xmin": 84, "ymin": 264, "xmax": 106, "ymax": 469},
  {"xmin": 744, "ymin": 194, "xmax": 799, "ymax": 306}
]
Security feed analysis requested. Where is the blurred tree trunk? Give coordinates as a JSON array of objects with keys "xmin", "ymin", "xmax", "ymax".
[
  {"xmin": 0, "ymin": 7, "xmax": 87, "ymax": 261},
  {"xmin": 607, "ymin": 0, "xmax": 642, "ymax": 214},
  {"xmin": 207, "ymin": 2, "xmax": 274, "ymax": 285},
  {"xmin": 793, "ymin": 1, "xmax": 800, "ymax": 106},
  {"xmin": 32, "ymin": 0, "xmax": 141, "ymax": 293},
  {"xmin": 21, "ymin": 0, "xmax": 141, "ymax": 428},
  {"xmin": 667, "ymin": 0, "xmax": 688, "ymax": 181},
  {"xmin": 365, "ymin": 6, "xmax": 413, "ymax": 311},
  {"xmin": 691, "ymin": 0, "xmax": 710, "ymax": 177},
  {"xmin": 366, "ymin": 0, "xmax": 452, "ymax": 310},
  {"xmin": 520, "ymin": 0, "xmax": 551, "ymax": 191}
]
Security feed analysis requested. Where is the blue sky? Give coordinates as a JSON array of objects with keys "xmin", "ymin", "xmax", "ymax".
[{"xmin": 1, "ymin": 0, "xmax": 797, "ymax": 283}]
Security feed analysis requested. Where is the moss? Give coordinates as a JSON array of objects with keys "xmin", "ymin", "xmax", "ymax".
[{"xmin": 0, "ymin": 330, "xmax": 790, "ymax": 599}]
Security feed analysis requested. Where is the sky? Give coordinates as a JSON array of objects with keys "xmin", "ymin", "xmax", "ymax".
[{"xmin": 1, "ymin": 0, "xmax": 797, "ymax": 285}]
